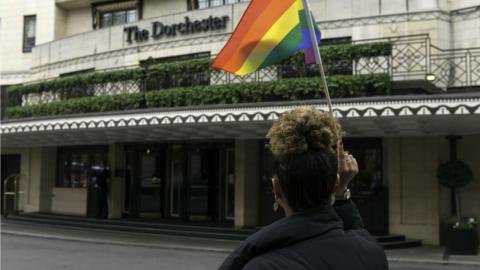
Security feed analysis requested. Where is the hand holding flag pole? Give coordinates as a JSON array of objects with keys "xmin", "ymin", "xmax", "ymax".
[{"xmin": 301, "ymin": 0, "xmax": 334, "ymax": 114}]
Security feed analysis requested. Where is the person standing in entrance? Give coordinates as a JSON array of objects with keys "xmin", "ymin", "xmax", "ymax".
[
  {"xmin": 97, "ymin": 161, "xmax": 110, "ymax": 219},
  {"xmin": 219, "ymin": 107, "xmax": 388, "ymax": 270}
]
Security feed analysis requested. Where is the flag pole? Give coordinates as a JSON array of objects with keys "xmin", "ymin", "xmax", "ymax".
[{"xmin": 301, "ymin": 0, "xmax": 333, "ymax": 114}]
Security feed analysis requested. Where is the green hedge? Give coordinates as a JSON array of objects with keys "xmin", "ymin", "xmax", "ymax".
[
  {"xmin": 7, "ymin": 68, "xmax": 145, "ymax": 102},
  {"xmin": 145, "ymin": 74, "xmax": 389, "ymax": 107},
  {"xmin": 6, "ymin": 92, "xmax": 146, "ymax": 119},
  {"xmin": 6, "ymin": 74, "xmax": 389, "ymax": 119},
  {"xmin": 6, "ymin": 42, "xmax": 392, "ymax": 101},
  {"xmin": 147, "ymin": 58, "xmax": 211, "ymax": 79},
  {"xmin": 146, "ymin": 58, "xmax": 211, "ymax": 89},
  {"xmin": 284, "ymin": 42, "xmax": 392, "ymax": 67}
]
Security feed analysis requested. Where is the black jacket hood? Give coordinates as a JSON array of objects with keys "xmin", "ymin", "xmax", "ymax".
[{"xmin": 219, "ymin": 206, "xmax": 344, "ymax": 269}]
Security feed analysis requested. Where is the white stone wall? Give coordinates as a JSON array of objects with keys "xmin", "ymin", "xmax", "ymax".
[
  {"xmin": 386, "ymin": 134, "xmax": 480, "ymax": 245},
  {"xmin": 64, "ymin": 6, "xmax": 92, "ymax": 36},
  {"xmin": 143, "ymin": 0, "xmax": 187, "ymax": 19},
  {"xmin": 54, "ymin": 5, "xmax": 67, "ymax": 39},
  {"xmin": 0, "ymin": 0, "xmax": 57, "ymax": 84},
  {"xmin": 452, "ymin": 12, "xmax": 480, "ymax": 48},
  {"xmin": 2, "ymin": 0, "xmax": 480, "ymax": 84},
  {"xmin": 449, "ymin": 0, "xmax": 480, "ymax": 9},
  {"xmin": 29, "ymin": 4, "xmax": 240, "ymax": 80},
  {"xmin": 385, "ymin": 137, "xmax": 441, "ymax": 245}
]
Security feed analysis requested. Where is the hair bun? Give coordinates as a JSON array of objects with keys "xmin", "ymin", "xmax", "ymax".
[{"xmin": 266, "ymin": 107, "xmax": 339, "ymax": 156}]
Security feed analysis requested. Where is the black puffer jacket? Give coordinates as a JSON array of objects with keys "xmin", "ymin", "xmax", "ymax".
[{"xmin": 219, "ymin": 200, "xmax": 388, "ymax": 270}]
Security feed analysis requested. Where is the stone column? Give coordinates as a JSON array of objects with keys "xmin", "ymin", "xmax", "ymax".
[
  {"xmin": 234, "ymin": 139, "xmax": 260, "ymax": 228},
  {"xmin": 385, "ymin": 137, "xmax": 440, "ymax": 245},
  {"xmin": 108, "ymin": 143, "xmax": 125, "ymax": 218},
  {"xmin": 23, "ymin": 147, "xmax": 57, "ymax": 213}
]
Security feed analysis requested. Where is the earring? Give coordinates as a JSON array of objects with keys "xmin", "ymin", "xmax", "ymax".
[
  {"xmin": 273, "ymin": 200, "xmax": 279, "ymax": 212},
  {"xmin": 273, "ymin": 195, "xmax": 279, "ymax": 212}
]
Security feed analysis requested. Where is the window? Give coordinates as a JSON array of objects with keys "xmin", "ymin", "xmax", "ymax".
[
  {"xmin": 23, "ymin": 15, "xmax": 36, "ymax": 53},
  {"xmin": 92, "ymin": 0, "xmax": 142, "ymax": 29},
  {"xmin": 100, "ymin": 9, "xmax": 137, "ymax": 28},
  {"xmin": 188, "ymin": 0, "xmax": 248, "ymax": 10},
  {"xmin": 57, "ymin": 146, "xmax": 108, "ymax": 188}
]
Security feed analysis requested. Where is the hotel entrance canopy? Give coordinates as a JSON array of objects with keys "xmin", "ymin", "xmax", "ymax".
[{"xmin": 2, "ymin": 94, "xmax": 480, "ymax": 147}]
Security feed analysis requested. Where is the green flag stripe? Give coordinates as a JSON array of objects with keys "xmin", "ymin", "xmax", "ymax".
[{"xmin": 258, "ymin": 24, "xmax": 303, "ymax": 69}]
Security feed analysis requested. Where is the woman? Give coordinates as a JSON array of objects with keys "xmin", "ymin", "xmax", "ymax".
[{"xmin": 219, "ymin": 107, "xmax": 388, "ymax": 270}]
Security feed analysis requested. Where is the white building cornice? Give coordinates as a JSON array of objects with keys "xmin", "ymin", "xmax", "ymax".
[{"xmin": 2, "ymin": 95, "xmax": 480, "ymax": 147}]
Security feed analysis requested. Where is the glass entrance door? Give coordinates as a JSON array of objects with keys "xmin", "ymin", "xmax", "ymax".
[
  {"xmin": 186, "ymin": 149, "xmax": 220, "ymax": 221},
  {"xmin": 124, "ymin": 147, "xmax": 165, "ymax": 218},
  {"xmin": 138, "ymin": 152, "xmax": 164, "ymax": 217}
]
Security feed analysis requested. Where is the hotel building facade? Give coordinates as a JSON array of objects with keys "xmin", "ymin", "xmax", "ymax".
[{"xmin": 1, "ymin": 0, "xmax": 480, "ymax": 245}]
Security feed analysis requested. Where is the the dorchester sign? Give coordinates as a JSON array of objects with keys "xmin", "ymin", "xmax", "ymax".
[{"xmin": 124, "ymin": 15, "xmax": 230, "ymax": 43}]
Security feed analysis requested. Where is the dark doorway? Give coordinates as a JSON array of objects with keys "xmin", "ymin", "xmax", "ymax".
[
  {"xmin": 1, "ymin": 154, "xmax": 21, "ymax": 215},
  {"xmin": 185, "ymin": 148, "xmax": 220, "ymax": 221},
  {"xmin": 344, "ymin": 138, "xmax": 387, "ymax": 234},
  {"xmin": 124, "ymin": 146, "xmax": 166, "ymax": 218},
  {"xmin": 124, "ymin": 143, "xmax": 232, "ymax": 225}
]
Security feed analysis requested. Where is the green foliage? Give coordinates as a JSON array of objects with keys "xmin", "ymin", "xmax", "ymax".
[
  {"xmin": 146, "ymin": 58, "xmax": 211, "ymax": 79},
  {"xmin": 6, "ymin": 93, "xmax": 145, "ymax": 118},
  {"xmin": 145, "ymin": 74, "xmax": 389, "ymax": 107},
  {"xmin": 452, "ymin": 218, "xmax": 477, "ymax": 230},
  {"xmin": 6, "ymin": 68, "xmax": 145, "ymax": 101},
  {"xmin": 4, "ymin": 41, "xmax": 393, "ymax": 119},
  {"xmin": 6, "ymin": 42, "xmax": 392, "ymax": 99},
  {"xmin": 6, "ymin": 74, "xmax": 389, "ymax": 119},
  {"xmin": 146, "ymin": 58, "xmax": 211, "ymax": 89},
  {"xmin": 437, "ymin": 160, "xmax": 474, "ymax": 189},
  {"xmin": 281, "ymin": 42, "xmax": 393, "ymax": 72}
]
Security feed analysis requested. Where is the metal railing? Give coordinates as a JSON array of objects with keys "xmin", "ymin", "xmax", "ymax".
[
  {"xmin": 3, "ymin": 34, "xmax": 480, "ymax": 115},
  {"xmin": 430, "ymin": 46, "xmax": 480, "ymax": 89},
  {"xmin": 354, "ymin": 34, "xmax": 480, "ymax": 90},
  {"xmin": 353, "ymin": 34, "xmax": 430, "ymax": 81}
]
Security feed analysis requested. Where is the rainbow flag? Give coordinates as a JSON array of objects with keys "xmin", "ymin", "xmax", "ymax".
[{"xmin": 212, "ymin": 0, "xmax": 321, "ymax": 76}]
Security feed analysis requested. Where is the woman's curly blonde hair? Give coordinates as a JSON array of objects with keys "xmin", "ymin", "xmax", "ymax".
[{"xmin": 266, "ymin": 107, "xmax": 339, "ymax": 157}]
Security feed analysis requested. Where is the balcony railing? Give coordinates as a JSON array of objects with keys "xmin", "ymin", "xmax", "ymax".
[
  {"xmin": 3, "ymin": 34, "xmax": 480, "ymax": 120},
  {"xmin": 354, "ymin": 34, "xmax": 480, "ymax": 89}
]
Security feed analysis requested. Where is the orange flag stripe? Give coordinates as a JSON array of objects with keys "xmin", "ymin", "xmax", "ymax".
[
  {"xmin": 213, "ymin": 0, "xmax": 296, "ymax": 73},
  {"xmin": 212, "ymin": 0, "xmax": 277, "ymax": 68}
]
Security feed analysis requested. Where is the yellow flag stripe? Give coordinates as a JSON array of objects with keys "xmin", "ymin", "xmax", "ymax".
[{"xmin": 235, "ymin": 2, "xmax": 301, "ymax": 76}]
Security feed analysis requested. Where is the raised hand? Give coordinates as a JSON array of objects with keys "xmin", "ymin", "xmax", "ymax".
[{"xmin": 336, "ymin": 139, "xmax": 358, "ymax": 194}]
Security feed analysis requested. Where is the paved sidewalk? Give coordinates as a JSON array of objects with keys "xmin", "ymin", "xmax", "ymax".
[
  {"xmin": 1, "ymin": 220, "xmax": 238, "ymax": 253},
  {"xmin": 386, "ymin": 245, "xmax": 480, "ymax": 266},
  {"xmin": 2, "ymin": 220, "xmax": 479, "ymax": 266}
]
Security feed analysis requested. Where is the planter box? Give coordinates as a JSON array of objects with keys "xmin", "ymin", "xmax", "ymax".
[{"xmin": 447, "ymin": 225, "xmax": 479, "ymax": 255}]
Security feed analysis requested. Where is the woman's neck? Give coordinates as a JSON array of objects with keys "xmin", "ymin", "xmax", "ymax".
[{"xmin": 282, "ymin": 204, "xmax": 295, "ymax": 217}]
